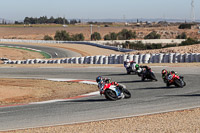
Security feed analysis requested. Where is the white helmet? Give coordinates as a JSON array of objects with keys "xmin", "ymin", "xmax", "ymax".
[{"xmin": 126, "ymin": 59, "xmax": 130, "ymax": 62}]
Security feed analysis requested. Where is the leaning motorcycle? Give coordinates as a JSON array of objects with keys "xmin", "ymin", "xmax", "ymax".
[
  {"xmin": 166, "ymin": 74, "xmax": 186, "ymax": 88},
  {"xmin": 140, "ymin": 68, "xmax": 157, "ymax": 81},
  {"xmin": 101, "ymin": 83, "xmax": 131, "ymax": 101},
  {"xmin": 124, "ymin": 61, "xmax": 136, "ymax": 74}
]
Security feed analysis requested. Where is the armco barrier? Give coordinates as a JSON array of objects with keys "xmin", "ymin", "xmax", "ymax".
[
  {"xmin": 0, "ymin": 39, "xmax": 133, "ymax": 52},
  {"xmin": 3, "ymin": 53, "xmax": 200, "ymax": 65}
]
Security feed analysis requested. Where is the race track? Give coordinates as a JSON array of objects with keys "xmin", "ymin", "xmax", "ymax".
[
  {"xmin": 0, "ymin": 43, "xmax": 81, "ymax": 58},
  {"xmin": 0, "ymin": 66, "xmax": 200, "ymax": 131}
]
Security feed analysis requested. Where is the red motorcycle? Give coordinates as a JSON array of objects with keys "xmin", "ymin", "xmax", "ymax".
[
  {"xmin": 166, "ymin": 74, "xmax": 186, "ymax": 88},
  {"xmin": 100, "ymin": 82, "xmax": 131, "ymax": 101}
]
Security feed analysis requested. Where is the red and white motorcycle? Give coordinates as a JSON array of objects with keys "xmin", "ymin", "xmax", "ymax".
[
  {"xmin": 166, "ymin": 74, "xmax": 186, "ymax": 88},
  {"xmin": 100, "ymin": 82, "xmax": 131, "ymax": 101}
]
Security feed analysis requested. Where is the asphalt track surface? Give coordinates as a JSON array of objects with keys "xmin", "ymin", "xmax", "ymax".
[
  {"xmin": 0, "ymin": 66, "xmax": 200, "ymax": 131},
  {"xmin": 0, "ymin": 43, "xmax": 81, "ymax": 58}
]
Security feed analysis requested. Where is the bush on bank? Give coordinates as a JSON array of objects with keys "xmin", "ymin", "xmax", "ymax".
[
  {"xmin": 117, "ymin": 37, "xmax": 200, "ymax": 50},
  {"xmin": 104, "ymin": 29, "xmax": 136, "ymax": 40},
  {"xmin": 44, "ymin": 30, "xmax": 85, "ymax": 41}
]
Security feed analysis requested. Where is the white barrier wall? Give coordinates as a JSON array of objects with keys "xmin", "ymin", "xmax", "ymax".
[{"xmin": 3, "ymin": 53, "xmax": 200, "ymax": 65}]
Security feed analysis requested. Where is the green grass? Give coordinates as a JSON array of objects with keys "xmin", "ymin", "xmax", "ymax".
[{"xmin": 0, "ymin": 45, "xmax": 51, "ymax": 59}]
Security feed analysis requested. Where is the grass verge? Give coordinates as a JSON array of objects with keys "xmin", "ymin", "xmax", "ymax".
[{"xmin": 0, "ymin": 45, "xmax": 51, "ymax": 59}]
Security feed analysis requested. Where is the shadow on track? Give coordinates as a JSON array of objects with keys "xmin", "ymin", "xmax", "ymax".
[
  {"xmin": 133, "ymin": 86, "xmax": 172, "ymax": 90},
  {"xmin": 102, "ymin": 73, "xmax": 130, "ymax": 76},
  {"xmin": 164, "ymin": 94, "xmax": 200, "ymax": 97},
  {"xmin": 62, "ymin": 98, "xmax": 109, "ymax": 103},
  {"xmin": 119, "ymin": 80, "xmax": 158, "ymax": 84}
]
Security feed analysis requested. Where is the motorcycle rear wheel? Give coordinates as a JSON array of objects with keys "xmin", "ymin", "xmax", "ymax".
[
  {"xmin": 104, "ymin": 89, "xmax": 118, "ymax": 101},
  {"xmin": 150, "ymin": 73, "xmax": 157, "ymax": 81}
]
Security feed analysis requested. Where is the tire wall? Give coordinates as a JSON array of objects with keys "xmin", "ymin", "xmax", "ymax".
[{"xmin": 4, "ymin": 53, "xmax": 200, "ymax": 64}]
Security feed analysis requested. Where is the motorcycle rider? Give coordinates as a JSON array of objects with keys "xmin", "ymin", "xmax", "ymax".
[
  {"xmin": 124, "ymin": 58, "xmax": 136, "ymax": 74},
  {"xmin": 96, "ymin": 76, "xmax": 122, "ymax": 95},
  {"xmin": 161, "ymin": 69, "xmax": 179, "ymax": 85},
  {"xmin": 135, "ymin": 64, "xmax": 151, "ymax": 76}
]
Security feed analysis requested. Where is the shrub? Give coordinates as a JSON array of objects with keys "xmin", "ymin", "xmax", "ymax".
[
  {"xmin": 144, "ymin": 31, "xmax": 161, "ymax": 39},
  {"xmin": 162, "ymin": 44, "xmax": 177, "ymax": 48},
  {"xmin": 71, "ymin": 33, "xmax": 85, "ymax": 41},
  {"xmin": 176, "ymin": 32, "xmax": 187, "ymax": 39},
  {"xmin": 43, "ymin": 35, "xmax": 53, "ymax": 40},
  {"xmin": 117, "ymin": 29, "xmax": 137, "ymax": 40},
  {"xmin": 104, "ymin": 32, "xmax": 118, "ymax": 40},
  {"xmin": 104, "ymin": 34, "xmax": 111, "ymax": 40},
  {"xmin": 91, "ymin": 32, "xmax": 101, "ymax": 40},
  {"xmin": 179, "ymin": 38, "xmax": 199, "ymax": 46},
  {"xmin": 54, "ymin": 30, "xmax": 70, "ymax": 41}
]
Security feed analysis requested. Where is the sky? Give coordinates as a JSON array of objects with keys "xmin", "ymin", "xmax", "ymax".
[{"xmin": 0, "ymin": 0, "xmax": 199, "ymax": 21}]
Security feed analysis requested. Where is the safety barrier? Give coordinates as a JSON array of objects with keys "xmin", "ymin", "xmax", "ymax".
[
  {"xmin": 0, "ymin": 39, "xmax": 185, "ymax": 52},
  {"xmin": 3, "ymin": 53, "xmax": 200, "ymax": 65},
  {"xmin": 0, "ymin": 39, "xmax": 133, "ymax": 52}
]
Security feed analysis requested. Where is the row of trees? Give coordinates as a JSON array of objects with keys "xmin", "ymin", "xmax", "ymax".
[
  {"xmin": 104, "ymin": 29, "xmax": 137, "ymax": 40},
  {"xmin": 23, "ymin": 16, "xmax": 81, "ymax": 24},
  {"xmin": 44, "ymin": 30, "xmax": 84, "ymax": 41},
  {"xmin": 44, "ymin": 29, "xmax": 188, "ymax": 41},
  {"xmin": 44, "ymin": 29, "xmax": 138, "ymax": 41}
]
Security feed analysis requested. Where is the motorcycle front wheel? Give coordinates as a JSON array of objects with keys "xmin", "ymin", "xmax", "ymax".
[{"xmin": 122, "ymin": 88, "xmax": 131, "ymax": 99}]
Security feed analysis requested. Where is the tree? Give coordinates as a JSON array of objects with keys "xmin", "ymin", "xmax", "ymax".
[
  {"xmin": 104, "ymin": 32, "xmax": 118, "ymax": 40},
  {"xmin": 71, "ymin": 33, "xmax": 85, "ymax": 41},
  {"xmin": 43, "ymin": 35, "xmax": 53, "ymax": 40},
  {"xmin": 104, "ymin": 34, "xmax": 111, "ymax": 40},
  {"xmin": 70, "ymin": 19, "xmax": 78, "ymax": 24},
  {"xmin": 144, "ymin": 31, "xmax": 161, "ymax": 39},
  {"xmin": 54, "ymin": 30, "xmax": 70, "ymax": 41},
  {"xmin": 117, "ymin": 29, "xmax": 136, "ymax": 40},
  {"xmin": 176, "ymin": 32, "xmax": 187, "ymax": 39},
  {"xmin": 23, "ymin": 16, "xmax": 69, "ymax": 24},
  {"xmin": 179, "ymin": 37, "xmax": 198, "ymax": 46},
  {"xmin": 91, "ymin": 32, "xmax": 101, "ymax": 40},
  {"xmin": 178, "ymin": 23, "xmax": 194, "ymax": 29},
  {"xmin": 110, "ymin": 32, "xmax": 118, "ymax": 40}
]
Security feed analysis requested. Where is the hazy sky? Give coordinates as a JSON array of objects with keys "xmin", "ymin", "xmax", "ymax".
[{"xmin": 0, "ymin": 0, "xmax": 199, "ymax": 21}]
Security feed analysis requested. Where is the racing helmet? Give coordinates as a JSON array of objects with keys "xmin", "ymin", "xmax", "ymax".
[
  {"xmin": 135, "ymin": 64, "xmax": 139, "ymax": 69},
  {"xmin": 161, "ymin": 69, "xmax": 167, "ymax": 75},
  {"xmin": 96, "ymin": 76, "xmax": 103, "ymax": 83}
]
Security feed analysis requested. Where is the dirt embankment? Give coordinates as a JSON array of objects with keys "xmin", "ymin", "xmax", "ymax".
[{"xmin": 130, "ymin": 44, "xmax": 200, "ymax": 55}]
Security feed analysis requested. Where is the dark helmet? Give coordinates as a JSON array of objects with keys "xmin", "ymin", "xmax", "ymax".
[
  {"xmin": 162, "ymin": 69, "xmax": 167, "ymax": 75},
  {"xmin": 171, "ymin": 71, "xmax": 175, "ymax": 74},
  {"xmin": 96, "ymin": 76, "xmax": 103, "ymax": 83}
]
